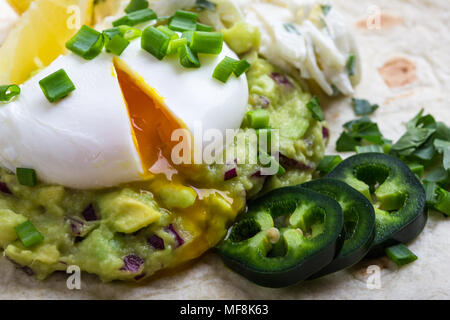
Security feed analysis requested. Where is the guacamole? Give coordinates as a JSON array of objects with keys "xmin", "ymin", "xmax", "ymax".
[{"xmin": 0, "ymin": 30, "xmax": 326, "ymax": 281}]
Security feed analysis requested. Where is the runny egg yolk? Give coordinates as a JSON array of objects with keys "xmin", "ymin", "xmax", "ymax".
[{"xmin": 113, "ymin": 58, "xmax": 191, "ymax": 176}]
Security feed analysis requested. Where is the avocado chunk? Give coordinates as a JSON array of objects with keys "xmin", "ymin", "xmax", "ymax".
[
  {"xmin": 100, "ymin": 188, "xmax": 162, "ymax": 234},
  {"xmin": 0, "ymin": 209, "xmax": 27, "ymax": 248}
]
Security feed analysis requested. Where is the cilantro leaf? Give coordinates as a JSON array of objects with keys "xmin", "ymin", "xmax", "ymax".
[
  {"xmin": 352, "ymin": 98, "xmax": 379, "ymax": 116},
  {"xmin": 306, "ymin": 96, "xmax": 325, "ymax": 121}
]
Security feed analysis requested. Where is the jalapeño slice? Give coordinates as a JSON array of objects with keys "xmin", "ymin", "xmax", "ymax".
[
  {"xmin": 217, "ymin": 187, "xmax": 343, "ymax": 288},
  {"xmin": 328, "ymin": 153, "xmax": 427, "ymax": 257},
  {"xmin": 302, "ymin": 178, "xmax": 375, "ymax": 278}
]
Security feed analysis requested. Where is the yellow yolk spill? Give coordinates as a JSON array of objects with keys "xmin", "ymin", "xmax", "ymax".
[
  {"xmin": 113, "ymin": 58, "xmax": 245, "ymax": 273},
  {"xmin": 113, "ymin": 58, "xmax": 189, "ymax": 177}
]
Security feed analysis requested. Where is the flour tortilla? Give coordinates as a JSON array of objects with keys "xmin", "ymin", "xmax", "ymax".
[{"xmin": 1, "ymin": 0, "xmax": 450, "ymax": 299}]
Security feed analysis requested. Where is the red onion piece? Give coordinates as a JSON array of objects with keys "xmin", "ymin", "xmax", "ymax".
[
  {"xmin": 0, "ymin": 182, "xmax": 12, "ymax": 195},
  {"xmin": 279, "ymin": 153, "xmax": 313, "ymax": 171},
  {"xmin": 270, "ymin": 72, "xmax": 294, "ymax": 88},
  {"xmin": 82, "ymin": 204, "xmax": 98, "ymax": 221},
  {"xmin": 322, "ymin": 126, "xmax": 330, "ymax": 140},
  {"xmin": 148, "ymin": 235, "xmax": 165, "ymax": 250},
  {"xmin": 165, "ymin": 224, "xmax": 185, "ymax": 247},
  {"xmin": 121, "ymin": 254, "xmax": 144, "ymax": 273},
  {"xmin": 258, "ymin": 95, "xmax": 270, "ymax": 108},
  {"xmin": 224, "ymin": 168, "xmax": 238, "ymax": 181}
]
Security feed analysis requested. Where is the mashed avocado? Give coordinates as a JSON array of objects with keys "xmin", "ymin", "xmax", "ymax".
[{"xmin": 0, "ymin": 26, "xmax": 326, "ymax": 281}]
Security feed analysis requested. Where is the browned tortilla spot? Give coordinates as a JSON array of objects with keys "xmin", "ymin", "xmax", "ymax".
[
  {"xmin": 378, "ymin": 57, "xmax": 417, "ymax": 88},
  {"xmin": 356, "ymin": 13, "xmax": 403, "ymax": 29}
]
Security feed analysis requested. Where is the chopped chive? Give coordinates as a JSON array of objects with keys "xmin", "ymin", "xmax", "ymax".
[
  {"xmin": 16, "ymin": 167, "xmax": 37, "ymax": 186},
  {"xmin": 213, "ymin": 56, "xmax": 237, "ymax": 83},
  {"xmin": 355, "ymin": 145, "xmax": 384, "ymax": 154},
  {"xmin": 385, "ymin": 244, "xmax": 418, "ymax": 266},
  {"xmin": 156, "ymin": 25, "xmax": 178, "ymax": 40},
  {"xmin": 347, "ymin": 54, "xmax": 356, "ymax": 76},
  {"xmin": 195, "ymin": 0, "xmax": 217, "ymax": 12},
  {"xmin": 283, "ymin": 23, "xmax": 300, "ymax": 35},
  {"xmin": 256, "ymin": 128, "xmax": 273, "ymax": 148},
  {"xmin": 122, "ymin": 27, "xmax": 142, "ymax": 40},
  {"xmin": 190, "ymin": 31, "xmax": 223, "ymax": 54},
  {"xmin": 407, "ymin": 163, "xmax": 425, "ymax": 178},
  {"xmin": 321, "ymin": 4, "xmax": 332, "ymax": 16},
  {"xmin": 0, "ymin": 85, "xmax": 20, "ymax": 102},
  {"xmin": 434, "ymin": 187, "xmax": 450, "ymax": 216},
  {"xmin": 196, "ymin": 23, "xmax": 213, "ymax": 32},
  {"xmin": 104, "ymin": 26, "xmax": 141, "ymax": 41},
  {"xmin": 167, "ymin": 37, "xmax": 187, "ymax": 55},
  {"xmin": 169, "ymin": 10, "xmax": 198, "ymax": 32},
  {"xmin": 259, "ymin": 150, "xmax": 285, "ymax": 177},
  {"xmin": 105, "ymin": 34, "xmax": 130, "ymax": 56},
  {"xmin": 113, "ymin": 8, "xmax": 157, "ymax": 27},
  {"xmin": 424, "ymin": 181, "xmax": 438, "ymax": 206},
  {"xmin": 306, "ymin": 96, "xmax": 325, "ymax": 121},
  {"xmin": 181, "ymin": 30, "xmax": 194, "ymax": 44},
  {"xmin": 15, "ymin": 221, "xmax": 44, "ymax": 248},
  {"xmin": 179, "ymin": 44, "xmax": 200, "ymax": 68},
  {"xmin": 39, "ymin": 69, "xmax": 75, "ymax": 103},
  {"xmin": 65, "ymin": 25, "xmax": 104, "ymax": 60},
  {"xmin": 141, "ymin": 26, "xmax": 170, "ymax": 60},
  {"xmin": 103, "ymin": 27, "xmax": 122, "ymax": 40},
  {"xmin": 233, "ymin": 59, "xmax": 251, "ymax": 77},
  {"xmin": 247, "ymin": 109, "xmax": 270, "ymax": 129},
  {"xmin": 125, "ymin": 0, "xmax": 148, "ymax": 13},
  {"xmin": 317, "ymin": 155, "xmax": 342, "ymax": 174}
]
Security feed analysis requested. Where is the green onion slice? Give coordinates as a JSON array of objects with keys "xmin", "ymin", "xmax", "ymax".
[
  {"xmin": 179, "ymin": 44, "xmax": 200, "ymax": 68},
  {"xmin": 355, "ymin": 145, "xmax": 384, "ymax": 154},
  {"xmin": 306, "ymin": 96, "xmax": 325, "ymax": 121},
  {"xmin": 15, "ymin": 221, "xmax": 44, "ymax": 248},
  {"xmin": 195, "ymin": 0, "xmax": 217, "ymax": 12},
  {"xmin": 39, "ymin": 69, "xmax": 76, "ymax": 103},
  {"xmin": 434, "ymin": 187, "xmax": 450, "ymax": 216},
  {"xmin": 0, "ymin": 85, "xmax": 20, "ymax": 102},
  {"xmin": 113, "ymin": 8, "xmax": 157, "ymax": 27},
  {"xmin": 105, "ymin": 34, "xmax": 130, "ymax": 56},
  {"xmin": 233, "ymin": 59, "xmax": 251, "ymax": 77},
  {"xmin": 181, "ymin": 30, "xmax": 194, "ymax": 44},
  {"xmin": 156, "ymin": 25, "xmax": 178, "ymax": 40},
  {"xmin": 258, "ymin": 150, "xmax": 285, "ymax": 177},
  {"xmin": 247, "ymin": 109, "xmax": 270, "ymax": 129},
  {"xmin": 407, "ymin": 163, "xmax": 425, "ymax": 178},
  {"xmin": 167, "ymin": 38, "xmax": 188, "ymax": 55},
  {"xmin": 317, "ymin": 155, "xmax": 342, "ymax": 174},
  {"xmin": 104, "ymin": 26, "xmax": 141, "ymax": 41},
  {"xmin": 385, "ymin": 244, "xmax": 418, "ymax": 266},
  {"xmin": 190, "ymin": 31, "xmax": 223, "ymax": 54},
  {"xmin": 213, "ymin": 56, "xmax": 237, "ymax": 83},
  {"xmin": 196, "ymin": 23, "xmax": 213, "ymax": 32},
  {"xmin": 169, "ymin": 10, "xmax": 198, "ymax": 32},
  {"xmin": 347, "ymin": 54, "xmax": 356, "ymax": 76},
  {"xmin": 141, "ymin": 25, "xmax": 170, "ymax": 60},
  {"xmin": 16, "ymin": 167, "xmax": 37, "ymax": 186},
  {"xmin": 65, "ymin": 25, "xmax": 104, "ymax": 60},
  {"xmin": 125, "ymin": 0, "xmax": 149, "ymax": 13}
]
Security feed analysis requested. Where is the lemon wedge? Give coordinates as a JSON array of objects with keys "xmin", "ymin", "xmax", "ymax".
[
  {"xmin": 6, "ymin": 0, "xmax": 32, "ymax": 14},
  {"xmin": 0, "ymin": 0, "xmax": 94, "ymax": 85}
]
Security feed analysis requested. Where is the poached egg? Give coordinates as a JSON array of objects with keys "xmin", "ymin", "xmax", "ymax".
[{"xmin": 0, "ymin": 39, "xmax": 248, "ymax": 189}]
